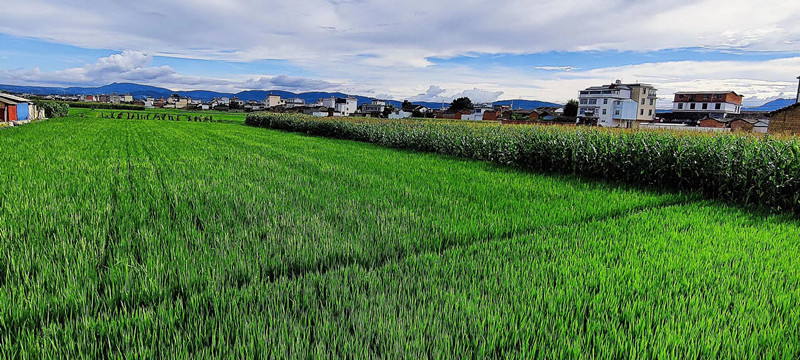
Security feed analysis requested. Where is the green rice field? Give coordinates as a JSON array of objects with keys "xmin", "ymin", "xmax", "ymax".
[{"xmin": 1, "ymin": 109, "xmax": 799, "ymax": 358}]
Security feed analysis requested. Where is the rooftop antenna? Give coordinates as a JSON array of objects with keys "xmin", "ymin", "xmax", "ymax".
[{"xmin": 796, "ymin": 76, "xmax": 800, "ymax": 104}]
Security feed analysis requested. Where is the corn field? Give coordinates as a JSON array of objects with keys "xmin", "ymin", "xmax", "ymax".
[
  {"xmin": 0, "ymin": 110, "xmax": 799, "ymax": 358},
  {"xmin": 247, "ymin": 113, "xmax": 800, "ymax": 213}
]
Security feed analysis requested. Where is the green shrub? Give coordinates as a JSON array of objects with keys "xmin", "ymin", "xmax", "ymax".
[{"xmin": 34, "ymin": 100, "xmax": 70, "ymax": 118}]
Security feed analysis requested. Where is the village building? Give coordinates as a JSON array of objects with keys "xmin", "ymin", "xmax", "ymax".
[
  {"xmin": 461, "ymin": 107, "xmax": 496, "ymax": 121},
  {"xmin": 0, "ymin": 97, "xmax": 15, "ymax": 122},
  {"xmin": 0, "ymin": 93, "xmax": 44, "ymax": 123},
  {"xmin": 265, "ymin": 95, "xmax": 284, "ymax": 108},
  {"xmin": 388, "ymin": 109, "xmax": 413, "ymax": 119},
  {"xmin": 360, "ymin": 100, "xmax": 386, "ymax": 117},
  {"xmin": 283, "ymin": 98, "xmax": 306, "ymax": 108},
  {"xmin": 767, "ymin": 103, "xmax": 800, "ymax": 135},
  {"xmin": 577, "ymin": 80, "xmax": 656, "ymax": 128},
  {"xmin": 672, "ymin": 91, "xmax": 743, "ymax": 119}
]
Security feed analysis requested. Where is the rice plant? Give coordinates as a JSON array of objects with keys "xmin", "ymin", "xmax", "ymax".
[{"xmin": 0, "ymin": 111, "xmax": 797, "ymax": 358}]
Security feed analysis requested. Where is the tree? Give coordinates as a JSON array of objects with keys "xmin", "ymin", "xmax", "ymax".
[
  {"xmin": 402, "ymin": 100, "xmax": 413, "ymax": 109},
  {"xmin": 449, "ymin": 97, "xmax": 473, "ymax": 112},
  {"xmin": 383, "ymin": 104, "xmax": 395, "ymax": 118},
  {"xmin": 564, "ymin": 99, "xmax": 579, "ymax": 117}
]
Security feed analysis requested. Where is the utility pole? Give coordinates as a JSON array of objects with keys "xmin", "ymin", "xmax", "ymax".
[{"xmin": 796, "ymin": 76, "xmax": 800, "ymax": 104}]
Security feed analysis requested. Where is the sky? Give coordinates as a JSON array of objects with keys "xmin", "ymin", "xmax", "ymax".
[{"xmin": 1, "ymin": 0, "xmax": 800, "ymax": 107}]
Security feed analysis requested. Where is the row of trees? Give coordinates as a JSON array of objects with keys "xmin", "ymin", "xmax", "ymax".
[{"xmin": 447, "ymin": 97, "xmax": 579, "ymax": 118}]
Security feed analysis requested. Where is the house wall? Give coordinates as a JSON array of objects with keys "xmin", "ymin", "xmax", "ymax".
[
  {"xmin": 674, "ymin": 92, "xmax": 743, "ymax": 105},
  {"xmin": 16, "ymin": 102, "xmax": 29, "ymax": 121},
  {"xmin": 388, "ymin": 110, "xmax": 412, "ymax": 119},
  {"xmin": 578, "ymin": 87, "xmax": 633, "ymax": 127},
  {"xmin": 628, "ymin": 85, "xmax": 657, "ymax": 121},
  {"xmin": 483, "ymin": 111, "xmax": 499, "ymax": 121},
  {"xmin": 673, "ymin": 102, "xmax": 739, "ymax": 113},
  {"xmin": 729, "ymin": 120, "xmax": 754, "ymax": 132},
  {"xmin": 699, "ymin": 119, "xmax": 726, "ymax": 128},
  {"xmin": 266, "ymin": 95, "xmax": 283, "ymax": 107},
  {"xmin": 768, "ymin": 106, "xmax": 800, "ymax": 135}
]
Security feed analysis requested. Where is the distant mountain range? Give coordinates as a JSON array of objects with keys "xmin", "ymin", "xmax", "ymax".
[
  {"xmin": 0, "ymin": 82, "xmax": 563, "ymax": 109},
  {"xmin": 742, "ymin": 98, "xmax": 796, "ymax": 112}
]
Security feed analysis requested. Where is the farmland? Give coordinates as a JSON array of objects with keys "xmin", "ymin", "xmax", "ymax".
[{"xmin": 1, "ymin": 109, "xmax": 800, "ymax": 358}]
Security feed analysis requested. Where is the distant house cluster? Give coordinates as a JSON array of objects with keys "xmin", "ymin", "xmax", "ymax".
[{"xmin": 576, "ymin": 80, "xmax": 774, "ymax": 133}]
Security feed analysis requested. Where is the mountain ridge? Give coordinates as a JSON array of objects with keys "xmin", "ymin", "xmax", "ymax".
[{"xmin": 0, "ymin": 82, "xmax": 563, "ymax": 109}]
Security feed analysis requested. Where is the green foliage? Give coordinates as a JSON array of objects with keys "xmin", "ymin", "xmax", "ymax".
[
  {"xmin": 247, "ymin": 113, "xmax": 800, "ymax": 213},
  {"xmin": 3, "ymin": 114, "xmax": 800, "ymax": 357},
  {"xmin": 565, "ymin": 99, "xmax": 579, "ymax": 117},
  {"xmin": 33, "ymin": 100, "xmax": 70, "ymax": 118},
  {"xmin": 449, "ymin": 96, "xmax": 474, "ymax": 112}
]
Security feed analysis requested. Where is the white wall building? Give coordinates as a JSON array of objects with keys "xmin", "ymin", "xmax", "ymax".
[
  {"xmin": 461, "ymin": 107, "xmax": 494, "ymax": 121},
  {"xmin": 578, "ymin": 80, "xmax": 657, "ymax": 128},
  {"xmin": 361, "ymin": 100, "xmax": 387, "ymax": 115},
  {"xmin": 284, "ymin": 98, "xmax": 306, "ymax": 108},
  {"xmin": 265, "ymin": 95, "xmax": 284, "ymax": 108},
  {"xmin": 334, "ymin": 97, "xmax": 358, "ymax": 116},
  {"xmin": 388, "ymin": 109, "xmax": 413, "ymax": 119}
]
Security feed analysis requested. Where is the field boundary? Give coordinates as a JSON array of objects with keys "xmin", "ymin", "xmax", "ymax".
[{"xmin": 246, "ymin": 113, "xmax": 800, "ymax": 214}]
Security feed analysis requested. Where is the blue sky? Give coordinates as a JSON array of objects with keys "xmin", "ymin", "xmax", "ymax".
[{"xmin": 2, "ymin": 0, "xmax": 800, "ymax": 107}]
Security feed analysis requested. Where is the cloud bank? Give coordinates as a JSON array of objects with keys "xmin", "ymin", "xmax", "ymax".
[{"xmin": 1, "ymin": 1, "xmax": 800, "ymax": 105}]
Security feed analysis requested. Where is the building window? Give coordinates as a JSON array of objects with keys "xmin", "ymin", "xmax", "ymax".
[
  {"xmin": 678, "ymin": 103, "xmax": 684, "ymax": 110},
  {"xmin": 650, "ymin": 99, "xmax": 655, "ymax": 106},
  {"xmin": 643, "ymin": 88, "xmax": 647, "ymax": 94},
  {"xmin": 648, "ymin": 109, "xmax": 653, "ymax": 116},
  {"xmin": 640, "ymin": 109, "xmax": 644, "ymax": 115},
  {"xmin": 603, "ymin": 99, "xmax": 608, "ymax": 105},
  {"xmin": 588, "ymin": 99, "xmax": 597, "ymax": 105},
  {"xmin": 702, "ymin": 103, "xmax": 708, "ymax": 109},
  {"xmin": 641, "ymin": 98, "xmax": 645, "ymax": 105},
  {"xmin": 579, "ymin": 108, "xmax": 585, "ymax": 115},
  {"xmin": 602, "ymin": 109, "xmax": 607, "ymax": 115},
  {"xmin": 615, "ymin": 110, "xmax": 620, "ymax": 116},
  {"xmin": 580, "ymin": 99, "xmax": 587, "ymax": 105},
  {"xmin": 715, "ymin": 103, "xmax": 721, "ymax": 110},
  {"xmin": 690, "ymin": 103, "xmax": 696, "ymax": 110}
]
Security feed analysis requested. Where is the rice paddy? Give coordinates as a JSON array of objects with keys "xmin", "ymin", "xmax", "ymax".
[{"xmin": 1, "ymin": 110, "xmax": 799, "ymax": 358}]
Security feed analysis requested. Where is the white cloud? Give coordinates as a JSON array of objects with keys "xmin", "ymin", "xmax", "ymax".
[
  {"xmin": 450, "ymin": 88, "xmax": 504, "ymax": 104},
  {"xmin": 1, "ymin": 1, "xmax": 800, "ymax": 107},
  {"xmin": 534, "ymin": 66, "xmax": 579, "ymax": 72},
  {"xmin": 2, "ymin": 0, "xmax": 800, "ymax": 66},
  {"xmin": 0, "ymin": 51, "xmax": 342, "ymax": 93},
  {"xmin": 408, "ymin": 85, "xmax": 447, "ymax": 102}
]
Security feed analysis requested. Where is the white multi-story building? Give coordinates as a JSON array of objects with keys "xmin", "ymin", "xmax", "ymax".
[
  {"xmin": 360, "ymin": 100, "xmax": 386, "ymax": 115},
  {"xmin": 265, "ymin": 95, "xmax": 284, "ymax": 108},
  {"xmin": 335, "ymin": 97, "xmax": 358, "ymax": 116},
  {"xmin": 671, "ymin": 91, "xmax": 743, "ymax": 119},
  {"xmin": 284, "ymin": 98, "xmax": 306, "ymax": 108},
  {"xmin": 578, "ymin": 80, "xmax": 657, "ymax": 128}
]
